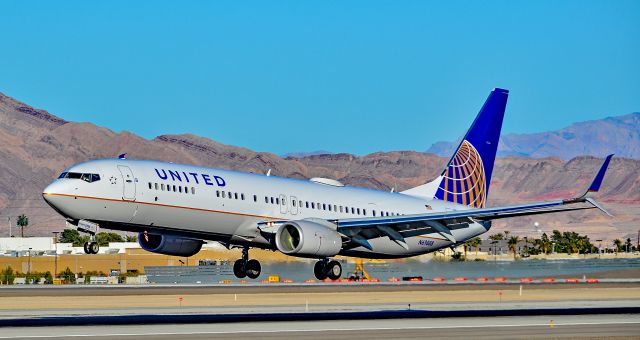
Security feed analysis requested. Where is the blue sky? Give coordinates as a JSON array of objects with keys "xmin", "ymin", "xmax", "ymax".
[{"xmin": 1, "ymin": 1, "xmax": 638, "ymax": 155}]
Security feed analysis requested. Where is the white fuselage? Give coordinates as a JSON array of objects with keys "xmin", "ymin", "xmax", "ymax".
[{"xmin": 43, "ymin": 159, "xmax": 489, "ymax": 258}]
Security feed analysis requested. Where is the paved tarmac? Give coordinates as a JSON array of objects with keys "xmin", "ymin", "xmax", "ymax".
[
  {"xmin": 1, "ymin": 280, "xmax": 639, "ymax": 297},
  {"xmin": 0, "ymin": 314, "xmax": 638, "ymax": 339}
]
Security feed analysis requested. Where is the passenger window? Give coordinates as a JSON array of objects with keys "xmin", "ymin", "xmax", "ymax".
[
  {"xmin": 222, "ymin": 191, "xmax": 226, "ymax": 198},
  {"xmin": 148, "ymin": 182, "xmax": 152, "ymax": 189},
  {"xmin": 373, "ymin": 210, "xmax": 376, "ymax": 217},
  {"xmin": 276, "ymin": 197, "xmax": 280, "ymax": 205},
  {"xmin": 299, "ymin": 200, "xmax": 303, "ymax": 207},
  {"xmin": 339, "ymin": 206, "xmax": 343, "ymax": 213},
  {"xmin": 306, "ymin": 202, "xmax": 309, "ymax": 208},
  {"xmin": 161, "ymin": 184, "xmax": 165, "ymax": 191},
  {"xmin": 235, "ymin": 193, "xmax": 238, "ymax": 199},
  {"xmin": 155, "ymin": 183, "xmax": 159, "ymax": 190},
  {"xmin": 253, "ymin": 195, "xmax": 257, "ymax": 202},
  {"xmin": 351, "ymin": 207, "xmax": 355, "ymax": 214},
  {"xmin": 265, "ymin": 197, "xmax": 269, "ymax": 203},
  {"xmin": 357, "ymin": 208, "xmax": 360, "ymax": 215},
  {"xmin": 172, "ymin": 185, "xmax": 176, "ymax": 192},
  {"xmin": 216, "ymin": 190, "xmax": 220, "ymax": 197},
  {"xmin": 311, "ymin": 202, "xmax": 315, "ymax": 209},
  {"xmin": 270, "ymin": 197, "xmax": 274, "ymax": 204},
  {"xmin": 229, "ymin": 193, "xmax": 233, "ymax": 200},
  {"xmin": 191, "ymin": 187, "xmax": 195, "ymax": 194},
  {"xmin": 333, "ymin": 205, "xmax": 337, "ymax": 212},
  {"xmin": 241, "ymin": 193, "xmax": 245, "ymax": 200},
  {"xmin": 292, "ymin": 200, "xmax": 296, "ymax": 207}
]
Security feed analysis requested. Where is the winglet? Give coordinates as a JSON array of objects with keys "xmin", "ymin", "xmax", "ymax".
[{"xmin": 580, "ymin": 154, "xmax": 614, "ymax": 198}]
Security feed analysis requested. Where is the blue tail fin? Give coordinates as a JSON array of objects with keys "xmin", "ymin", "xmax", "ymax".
[
  {"xmin": 435, "ymin": 88, "xmax": 508, "ymax": 207},
  {"xmin": 402, "ymin": 88, "xmax": 508, "ymax": 208}
]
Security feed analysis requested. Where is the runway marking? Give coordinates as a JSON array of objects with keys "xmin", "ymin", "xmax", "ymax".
[{"xmin": 1, "ymin": 321, "xmax": 639, "ymax": 338}]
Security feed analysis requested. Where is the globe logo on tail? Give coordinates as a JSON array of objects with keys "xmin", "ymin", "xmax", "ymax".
[{"xmin": 435, "ymin": 140, "xmax": 486, "ymax": 208}]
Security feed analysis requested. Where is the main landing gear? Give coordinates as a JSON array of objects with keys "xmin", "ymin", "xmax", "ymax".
[
  {"xmin": 83, "ymin": 232, "xmax": 99, "ymax": 255},
  {"xmin": 83, "ymin": 241, "xmax": 99, "ymax": 254},
  {"xmin": 314, "ymin": 259, "xmax": 342, "ymax": 281},
  {"xmin": 233, "ymin": 247, "xmax": 261, "ymax": 279}
]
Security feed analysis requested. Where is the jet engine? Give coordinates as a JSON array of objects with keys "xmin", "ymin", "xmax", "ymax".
[
  {"xmin": 275, "ymin": 220, "xmax": 342, "ymax": 258},
  {"xmin": 138, "ymin": 232, "xmax": 203, "ymax": 257}
]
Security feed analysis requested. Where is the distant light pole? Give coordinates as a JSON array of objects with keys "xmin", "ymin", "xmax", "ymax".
[
  {"xmin": 551, "ymin": 242, "xmax": 556, "ymax": 254},
  {"xmin": 28, "ymin": 247, "xmax": 32, "ymax": 283},
  {"xmin": 52, "ymin": 232, "xmax": 60, "ymax": 279},
  {"xmin": 490, "ymin": 241, "xmax": 498, "ymax": 261}
]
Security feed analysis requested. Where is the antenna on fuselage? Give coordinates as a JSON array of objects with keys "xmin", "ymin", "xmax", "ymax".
[
  {"xmin": 266, "ymin": 169, "xmax": 271, "ymax": 176},
  {"xmin": 118, "ymin": 153, "xmax": 127, "ymax": 159}
]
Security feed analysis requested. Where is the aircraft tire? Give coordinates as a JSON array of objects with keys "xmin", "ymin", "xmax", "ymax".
[
  {"xmin": 245, "ymin": 259, "xmax": 261, "ymax": 279},
  {"xmin": 233, "ymin": 259, "xmax": 247, "ymax": 279},
  {"xmin": 89, "ymin": 242, "xmax": 99, "ymax": 254},
  {"xmin": 326, "ymin": 260, "xmax": 342, "ymax": 280},
  {"xmin": 313, "ymin": 261, "xmax": 327, "ymax": 281},
  {"xmin": 83, "ymin": 242, "xmax": 90, "ymax": 254}
]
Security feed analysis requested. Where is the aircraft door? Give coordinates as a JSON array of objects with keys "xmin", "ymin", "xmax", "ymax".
[
  {"xmin": 290, "ymin": 196, "xmax": 298, "ymax": 215},
  {"xmin": 279, "ymin": 194, "xmax": 288, "ymax": 214},
  {"xmin": 117, "ymin": 165, "xmax": 136, "ymax": 201}
]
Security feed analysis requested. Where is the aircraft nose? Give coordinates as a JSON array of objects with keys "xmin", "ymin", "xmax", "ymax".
[
  {"xmin": 42, "ymin": 180, "xmax": 68, "ymax": 205},
  {"xmin": 43, "ymin": 180, "xmax": 62, "ymax": 196}
]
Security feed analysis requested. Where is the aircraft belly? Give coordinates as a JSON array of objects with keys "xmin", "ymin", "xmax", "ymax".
[
  {"xmin": 341, "ymin": 222, "xmax": 489, "ymax": 258},
  {"xmin": 131, "ymin": 201, "xmax": 245, "ymax": 236}
]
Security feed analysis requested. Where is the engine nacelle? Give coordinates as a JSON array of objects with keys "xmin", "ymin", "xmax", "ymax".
[
  {"xmin": 138, "ymin": 233, "xmax": 203, "ymax": 257},
  {"xmin": 275, "ymin": 220, "xmax": 342, "ymax": 258}
]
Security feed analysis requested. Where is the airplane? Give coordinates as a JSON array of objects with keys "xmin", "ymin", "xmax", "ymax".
[{"xmin": 42, "ymin": 88, "xmax": 614, "ymax": 280}]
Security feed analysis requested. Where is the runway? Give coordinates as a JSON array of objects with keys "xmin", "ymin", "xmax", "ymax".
[
  {"xmin": 2, "ymin": 280, "xmax": 639, "ymax": 297},
  {"xmin": 0, "ymin": 314, "xmax": 638, "ymax": 339}
]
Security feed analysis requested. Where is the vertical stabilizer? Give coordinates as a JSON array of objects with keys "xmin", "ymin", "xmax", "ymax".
[{"xmin": 402, "ymin": 88, "xmax": 508, "ymax": 208}]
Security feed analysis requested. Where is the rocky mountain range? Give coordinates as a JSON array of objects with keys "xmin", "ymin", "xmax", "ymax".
[
  {"xmin": 428, "ymin": 112, "xmax": 640, "ymax": 160},
  {"xmin": 1, "ymin": 92, "xmax": 638, "ymax": 243}
]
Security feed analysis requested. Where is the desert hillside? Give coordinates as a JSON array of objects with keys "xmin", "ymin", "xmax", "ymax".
[{"xmin": 1, "ymin": 92, "xmax": 638, "ymax": 242}]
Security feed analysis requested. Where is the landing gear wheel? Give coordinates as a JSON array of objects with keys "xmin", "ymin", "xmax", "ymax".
[
  {"xmin": 314, "ymin": 261, "xmax": 327, "ymax": 280},
  {"xmin": 83, "ymin": 242, "xmax": 90, "ymax": 254},
  {"xmin": 88, "ymin": 241, "xmax": 99, "ymax": 254},
  {"xmin": 326, "ymin": 260, "xmax": 342, "ymax": 280},
  {"xmin": 233, "ymin": 259, "xmax": 246, "ymax": 279},
  {"xmin": 245, "ymin": 259, "xmax": 261, "ymax": 279}
]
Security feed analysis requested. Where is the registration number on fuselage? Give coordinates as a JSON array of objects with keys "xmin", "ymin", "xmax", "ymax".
[{"xmin": 418, "ymin": 239, "xmax": 435, "ymax": 247}]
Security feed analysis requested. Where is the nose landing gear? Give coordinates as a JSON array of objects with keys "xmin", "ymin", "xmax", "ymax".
[
  {"xmin": 233, "ymin": 247, "xmax": 261, "ymax": 279},
  {"xmin": 314, "ymin": 259, "xmax": 342, "ymax": 281}
]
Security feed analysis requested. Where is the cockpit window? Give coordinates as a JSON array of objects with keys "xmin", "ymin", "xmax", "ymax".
[
  {"xmin": 67, "ymin": 172, "xmax": 82, "ymax": 179},
  {"xmin": 59, "ymin": 172, "xmax": 101, "ymax": 183}
]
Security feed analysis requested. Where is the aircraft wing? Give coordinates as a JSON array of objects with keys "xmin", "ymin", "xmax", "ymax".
[{"xmin": 333, "ymin": 154, "xmax": 614, "ymax": 249}]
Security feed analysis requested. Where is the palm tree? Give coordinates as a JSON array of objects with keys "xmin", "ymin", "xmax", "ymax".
[
  {"xmin": 16, "ymin": 214, "xmax": 29, "ymax": 238},
  {"xmin": 507, "ymin": 236, "xmax": 520, "ymax": 260},
  {"xmin": 465, "ymin": 237, "xmax": 482, "ymax": 257},
  {"xmin": 488, "ymin": 233, "xmax": 504, "ymax": 241},
  {"xmin": 538, "ymin": 233, "xmax": 551, "ymax": 255},
  {"xmin": 613, "ymin": 239, "xmax": 623, "ymax": 254}
]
